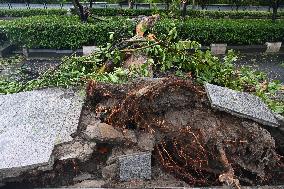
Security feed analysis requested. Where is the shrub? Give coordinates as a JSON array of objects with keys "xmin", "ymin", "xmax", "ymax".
[
  {"xmin": 153, "ymin": 19, "xmax": 284, "ymax": 45},
  {"xmin": 2, "ymin": 16, "xmax": 135, "ymax": 49},
  {"xmin": 2, "ymin": 16, "xmax": 284, "ymax": 49},
  {"xmin": 0, "ymin": 8, "xmax": 67, "ymax": 17},
  {"xmin": 88, "ymin": 8, "xmax": 167, "ymax": 17},
  {"xmin": 80, "ymin": 8, "xmax": 284, "ymax": 19},
  {"xmin": 187, "ymin": 10, "xmax": 284, "ymax": 19}
]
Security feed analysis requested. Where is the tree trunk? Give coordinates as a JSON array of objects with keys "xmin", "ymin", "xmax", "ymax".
[
  {"xmin": 272, "ymin": 0, "xmax": 279, "ymax": 21},
  {"xmin": 72, "ymin": 0, "xmax": 88, "ymax": 22},
  {"xmin": 89, "ymin": 0, "xmax": 93, "ymax": 8},
  {"xmin": 166, "ymin": 0, "xmax": 170, "ymax": 10},
  {"xmin": 192, "ymin": 0, "xmax": 195, "ymax": 9},
  {"xmin": 182, "ymin": 0, "xmax": 187, "ymax": 18},
  {"xmin": 129, "ymin": 0, "xmax": 134, "ymax": 9}
]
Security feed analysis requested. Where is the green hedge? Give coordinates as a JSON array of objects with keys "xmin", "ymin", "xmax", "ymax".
[
  {"xmin": 2, "ymin": 16, "xmax": 284, "ymax": 49},
  {"xmin": 88, "ymin": 8, "xmax": 166, "ymax": 17},
  {"xmin": 187, "ymin": 10, "xmax": 284, "ymax": 19},
  {"xmin": 2, "ymin": 16, "xmax": 135, "ymax": 49},
  {"xmin": 154, "ymin": 19, "xmax": 284, "ymax": 45},
  {"xmin": 80, "ymin": 8, "xmax": 284, "ymax": 19},
  {"xmin": 0, "ymin": 8, "xmax": 67, "ymax": 17}
]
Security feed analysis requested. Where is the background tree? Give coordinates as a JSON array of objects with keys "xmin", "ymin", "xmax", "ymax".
[
  {"xmin": 271, "ymin": 0, "xmax": 280, "ymax": 21},
  {"xmin": 128, "ymin": 0, "xmax": 134, "ymax": 8},
  {"xmin": 72, "ymin": 0, "xmax": 89, "ymax": 22},
  {"xmin": 182, "ymin": 0, "xmax": 188, "ymax": 17},
  {"xmin": 231, "ymin": 0, "xmax": 244, "ymax": 11},
  {"xmin": 89, "ymin": 0, "xmax": 94, "ymax": 8}
]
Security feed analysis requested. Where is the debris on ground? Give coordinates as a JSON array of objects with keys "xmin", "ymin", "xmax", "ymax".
[{"xmin": 0, "ymin": 78, "xmax": 283, "ymax": 188}]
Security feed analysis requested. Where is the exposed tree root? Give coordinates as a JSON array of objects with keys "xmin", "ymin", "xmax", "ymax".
[{"xmin": 87, "ymin": 77, "xmax": 282, "ymax": 187}]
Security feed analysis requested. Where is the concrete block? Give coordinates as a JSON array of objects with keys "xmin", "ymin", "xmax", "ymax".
[
  {"xmin": 83, "ymin": 46, "xmax": 99, "ymax": 56},
  {"xmin": 265, "ymin": 42, "xmax": 282, "ymax": 53},
  {"xmin": 210, "ymin": 44, "xmax": 227, "ymax": 55}
]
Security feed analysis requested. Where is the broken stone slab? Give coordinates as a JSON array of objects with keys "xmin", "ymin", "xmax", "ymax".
[
  {"xmin": 265, "ymin": 42, "xmax": 282, "ymax": 53},
  {"xmin": 137, "ymin": 132, "xmax": 155, "ymax": 151},
  {"xmin": 210, "ymin": 43, "xmax": 227, "ymax": 55},
  {"xmin": 0, "ymin": 88, "xmax": 84, "ymax": 180},
  {"xmin": 66, "ymin": 179, "xmax": 106, "ymax": 188},
  {"xmin": 118, "ymin": 152, "xmax": 151, "ymax": 181},
  {"xmin": 83, "ymin": 46, "xmax": 99, "ymax": 56},
  {"xmin": 205, "ymin": 83, "xmax": 280, "ymax": 127},
  {"xmin": 73, "ymin": 172, "xmax": 94, "ymax": 182},
  {"xmin": 122, "ymin": 129, "xmax": 138, "ymax": 144},
  {"xmin": 102, "ymin": 163, "xmax": 118, "ymax": 180},
  {"xmin": 53, "ymin": 140, "xmax": 96, "ymax": 162},
  {"xmin": 82, "ymin": 122, "xmax": 125, "ymax": 143}
]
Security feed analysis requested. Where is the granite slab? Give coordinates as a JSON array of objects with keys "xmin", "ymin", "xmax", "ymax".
[
  {"xmin": 0, "ymin": 88, "xmax": 84, "ymax": 179},
  {"xmin": 205, "ymin": 83, "xmax": 279, "ymax": 127},
  {"xmin": 118, "ymin": 152, "xmax": 151, "ymax": 181}
]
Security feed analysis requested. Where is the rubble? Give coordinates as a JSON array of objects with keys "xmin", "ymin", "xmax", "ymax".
[
  {"xmin": 67, "ymin": 179, "xmax": 106, "ymax": 188},
  {"xmin": 82, "ymin": 122, "xmax": 125, "ymax": 143},
  {"xmin": 102, "ymin": 164, "xmax": 118, "ymax": 180},
  {"xmin": 0, "ymin": 78, "xmax": 283, "ymax": 188},
  {"xmin": 72, "ymin": 172, "xmax": 94, "ymax": 182},
  {"xmin": 53, "ymin": 140, "xmax": 96, "ymax": 162},
  {"xmin": 137, "ymin": 132, "xmax": 155, "ymax": 151}
]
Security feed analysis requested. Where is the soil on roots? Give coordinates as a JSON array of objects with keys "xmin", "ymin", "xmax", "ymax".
[{"xmin": 87, "ymin": 77, "xmax": 283, "ymax": 187}]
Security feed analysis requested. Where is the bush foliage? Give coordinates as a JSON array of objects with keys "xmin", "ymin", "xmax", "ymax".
[
  {"xmin": 82, "ymin": 8, "xmax": 284, "ymax": 19},
  {"xmin": 1, "ymin": 15, "xmax": 284, "ymax": 49},
  {"xmin": 154, "ymin": 18, "xmax": 284, "ymax": 45},
  {"xmin": 2, "ymin": 16, "xmax": 135, "ymax": 49},
  {"xmin": 0, "ymin": 8, "xmax": 67, "ymax": 17}
]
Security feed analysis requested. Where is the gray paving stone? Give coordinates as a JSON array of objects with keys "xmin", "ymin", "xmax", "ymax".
[
  {"xmin": 118, "ymin": 152, "xmax": 151, "ymax": 181},
  {"xmin": 0, "ymin": 88, "xmax": 84, "ymax": 179},
  {"xmin": 205, "ymin": 83, "xmax": 280, "ymax": 127}
]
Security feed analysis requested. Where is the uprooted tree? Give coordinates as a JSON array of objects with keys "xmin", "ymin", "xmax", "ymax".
[{"xmin": 87, "ymin": 78, "xmax": 283, "ymax": 187}]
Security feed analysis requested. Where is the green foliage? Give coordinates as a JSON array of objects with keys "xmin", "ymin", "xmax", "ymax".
[
  {"xmin": 187, "ymin": 9, "xmax": 284, "ymax": 19},
  {"xmin": 0, "ymin": 47, "xmax": 150, "ymax": 94},
  {"xmin": 71, "ymin": 8, "xmax": 168, "ymax": 17},
  {"xmin": 1, "ymin": 26, "xmax": 283, "ymax": 114},
  {"xmin": 81, "ymin": 8, "xmax": 284, "ymax": 19},
  {"xmin": 137, "ymin": 25, "xmax": 284, "ymax": 114},
  {"xmin": 0, "ymin": 8, "xmax": 67, "ymax": 17},
  {"xmin": 0, "ymin": 0, "xmax": 67, "ymax": 3},
  {"xmin": 153, "ymin": 18, "xmax": 284, "ymax": 45},
  {"xmin": 2, "ymin": 15, "xmax": 284, "ymax": 49},
  {"xmin": 2, "ymin": 15, "xmax": 135, "ymax": 49}
]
